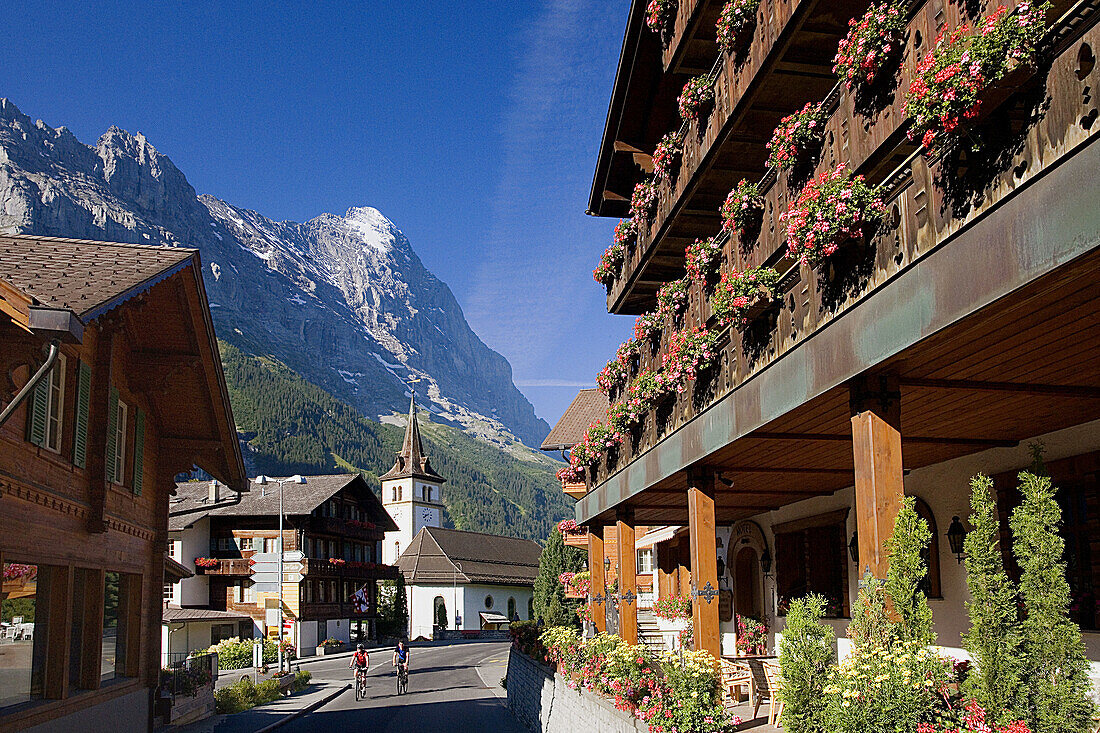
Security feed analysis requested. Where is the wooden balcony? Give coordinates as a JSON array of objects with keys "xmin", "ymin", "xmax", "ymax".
[
  {"xmin": 194, "ymin": 558, "xmax": 252, "ymax": 576},
  {"xmin": 305, "ymin": 515, "xmax": 385, "ymax": 541},
  {"xmin": 301, "ymin": 558, "xmax": 400, "ymax": 580},
  {"xmin": 581, "ymin": 8, "xmax": 1100, "ymax": 522},
  {"xmin": 605, "ymin": 0, "xmax": 1079, "ymax": 315},
  {"xmin": 299, "ymin": 601, "xmax": 376, "ymax": 621}
]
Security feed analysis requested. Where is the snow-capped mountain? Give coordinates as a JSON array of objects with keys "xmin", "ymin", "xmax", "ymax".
[{"xmin": 0, "ymin": 98, "xmax": 549, "ymax": 451}]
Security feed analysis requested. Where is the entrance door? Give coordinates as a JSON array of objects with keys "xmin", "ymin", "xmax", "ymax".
[{"xmin": 733, "ymin": 547, "xmax": 763, "ymax": 619}]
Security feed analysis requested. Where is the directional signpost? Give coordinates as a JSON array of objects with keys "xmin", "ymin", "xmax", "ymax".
[{"xmin": 250, "ymin": 552, "xmax": 281, "ymax": 593}]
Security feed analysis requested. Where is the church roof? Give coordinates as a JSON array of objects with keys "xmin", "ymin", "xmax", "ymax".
[
  {"xmin": 380, "ymin": 395, "xmax": 445, "ymax": 483},
  {"xmin": 396, "ymin": 527, "xmax": 541, "ymax": 587}
]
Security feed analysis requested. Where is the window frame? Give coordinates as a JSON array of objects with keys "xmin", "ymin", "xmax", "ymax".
[
  {"xmin": 111, "ymin": 399, "xmax": 127, "ymax": 485},
  {"xmin": 44, "ymin": 353, "xmax": 67, "ymax": 453}
]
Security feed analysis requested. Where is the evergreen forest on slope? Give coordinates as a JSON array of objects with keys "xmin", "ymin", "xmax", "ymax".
[{"xmin": 219, "ymin": 341, "xmax": 570, "ymax": 542}]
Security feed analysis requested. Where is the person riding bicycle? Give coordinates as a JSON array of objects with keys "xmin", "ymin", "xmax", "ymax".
[
  {"xmin": 349, "ymin": 643, "xmax": 370, "ymax": 686},
  {"xmin": 392, "ymin": 639, "xmax": 410, "ymax": 677}
]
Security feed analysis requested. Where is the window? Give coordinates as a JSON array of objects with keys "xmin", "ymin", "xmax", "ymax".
[
  {"xmin": 527, "ymin": 597, "xmax": 534, "ymax": 620},
  {"xmin": 211, "ymin": 624, "xmax": 236, "ymax": 645},
  {"xmin": 913, "ymin": 498, "xmax": 942, "ymax": 599},
  {"xmin": 507, "ymin": 597, "xmax": 516, "ymax": 620},
  {"xmin": 103, "ymin": 571, "xmax": 137, "ymax": 680},
  {"xmin": 394, "ymin": 541, "xmax": 401, "ymax": 558},
  {"xmin": 304, "ymin": 581, "xmax": 313, "ymax": 603},
  {"xmin": 45, "ymin": 354, "xmax": 66, "ymax": 452},
  {"xmin": 106, "ymin": 391, "xmax": 127, "ymax": 485},
  {"xmin": 164, "ymin": 582, "xmax": 178, "ymax": 605},
  {"xmin": 238, "ymin": 581, "xmax": 254, "ymax": 604},
  {"xmin": 263, "ymin": 537, "xmax": 276, "ymax": 554},
  {"xmin": 993, "ymin": 453, "xmax": 1100, "ymax": 631},
  {"xmin": 239, "ymin": 537, "xmax": 254, "ymax": 551},
  {"xmin": 25, "ymin": 355, "xmax": 66, "ymax": 454},
  {"xmin": 0, "ymin": 562, "xmax": 44, "ymax": 708},
  {"xmin": 484, "ymin": 594, "xmax": 494, "ymax": 609},
  {"xmin": 774, "ymin": 510, "xmax": 850, "ymax": 618},
  {"xmin": 637, "ymin": 548, "xmax": 654, "ymax": 573}
]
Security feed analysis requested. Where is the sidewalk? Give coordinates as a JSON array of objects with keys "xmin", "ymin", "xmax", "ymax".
[{"xmin": 167, "ymin": 681, "xmax": 348, "ymax": 733}]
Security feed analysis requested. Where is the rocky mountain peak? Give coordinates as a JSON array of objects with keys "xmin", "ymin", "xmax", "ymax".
[{"xmin": 0, "ymin": 98, "xmax": 550, "ymax": 451}]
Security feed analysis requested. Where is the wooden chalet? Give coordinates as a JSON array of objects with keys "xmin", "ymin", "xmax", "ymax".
[
  {"xmin": 167, "ymin": 474, "xmax": 399, "ymax": 655},
  {"xmin": 0, "ymin": 235, "xmax": 246, "ymax": 732},
  {"xmin": 570, "ymin": 0, "xmax": 1100, "ymax": 665}
]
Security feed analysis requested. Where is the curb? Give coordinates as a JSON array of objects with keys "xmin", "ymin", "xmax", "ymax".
[{"xmin": 250, "ymin": 683, "xmax": 349, "ymax": 733}]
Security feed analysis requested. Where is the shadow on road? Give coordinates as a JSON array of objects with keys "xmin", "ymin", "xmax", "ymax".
[{"xmin": 282, "ymin": 696, "xmax": 525, "ymax": 733}]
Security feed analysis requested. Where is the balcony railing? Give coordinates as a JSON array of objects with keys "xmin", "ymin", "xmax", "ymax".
[
  {"xmin": 305, "ymin": 515, "xmax": 385, "ymax": 541},
  {"xmin": 299, "ymin": 601, "xmax": 377, "ymax": 621},
  {"xmin": 301, "ymin": 558, "xmax": 400, "ymax": 580},
  {"xmin": 587, "ymin": 6, "xmax": 1100, "ymax": 487},
  {"xmin": 194, "ymin": 558, "xmax": 252, "ymax": 576}
]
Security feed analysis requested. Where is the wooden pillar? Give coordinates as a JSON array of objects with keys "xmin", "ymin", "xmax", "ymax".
[
  {"xmin": 42, "ymin": 565, "xmax": 73, "ymax": 699},
  {"xmin": 85, "ymin": 326, "xmax": 114, "ymax": 534},
  {"xmin": 850, "ymin": 375, "xmax": 905, "ymax": 580},
  {"xmin": 588, "ymin": 526, "xmax": 606, "ymax": 633},
  {"xmin": 687, "ymin": 470, "xmax": 720, "ymax": 658},
  {"xmin": 77, "ymin": 568, "xmax": 106, "ymax": 690},
  {"xmin": 616, "ymin": 510, "xmax": 637, "ymax": 645},
  {"xmin": 656, "ymin": 541, "xmax": 672, "ymax": 600}
]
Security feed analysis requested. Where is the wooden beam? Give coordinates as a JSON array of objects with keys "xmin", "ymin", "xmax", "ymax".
[
  {"xmin": 86, "ymin": 326, "xmax": 114, "ymax": 534},
  {"xmin": 900, "ymin": 377, "xmax": 1100, "ymax": 399},
  {"xmin": 78, "ymin": 568, "xmax": 106, "ymax": 690},
  {"xmin": 687, "ymin": 470, "xmax": 720, "ymax": 658},
  {"xmin": 617, "ymin": 510, "xmax": 638, "ymax": 645},
  {"xmin": 850, "ymin": 376, "xmax": 904, "ymax": 580},
  {"xmin": 589, "ymin": 529, "xmax": 606, "ymax": 633},
  {"xmin": 43, "ymin": 565, "xmax": 73, "ymax": 699},
  {"xmin": 752, "ymin": 431, "xmax": 1016, "ymax": 448},
  {"xmin": 721, "ymin": 466, "xmax": 852, "ymax": 475}
]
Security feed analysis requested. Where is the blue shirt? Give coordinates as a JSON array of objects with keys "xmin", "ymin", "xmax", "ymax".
[{"xmin": 395, "ymin": 646, "xmax": 409, "ymax": 662}]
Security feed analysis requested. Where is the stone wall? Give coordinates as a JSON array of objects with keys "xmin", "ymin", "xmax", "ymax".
[{"xmin": 506, "ymin": 649, "xmax": 647, "ymax": 733}]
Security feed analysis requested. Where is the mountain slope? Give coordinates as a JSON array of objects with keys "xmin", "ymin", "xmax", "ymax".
[
  {"xmin": 221, "ymin": 341, "xmax": 569, "ymax": 540},
  {"xmin": 0, "ymin": 97, "xmax": 549, "ymax": 450}
]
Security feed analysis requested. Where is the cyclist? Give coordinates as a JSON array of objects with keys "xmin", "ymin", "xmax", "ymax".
[
  {"xmin": 349, "ymin": 643, "xmax": 370, "ymax": 689},
  {"xmin": 392, "ymin": 639, "xmax": 410, "ymax": 678}
]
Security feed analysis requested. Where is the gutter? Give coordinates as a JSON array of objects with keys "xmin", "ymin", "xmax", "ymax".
[{"xmin": 0, "ymin": 304, "xmax": 84, "ymax": 428}]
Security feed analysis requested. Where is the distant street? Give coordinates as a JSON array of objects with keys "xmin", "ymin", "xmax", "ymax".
[{"xmin": 279, "ymin": 642, "xmax": 525, "ymax": 733}]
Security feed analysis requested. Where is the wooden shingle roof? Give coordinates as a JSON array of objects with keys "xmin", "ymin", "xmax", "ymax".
[
  {"xmin": 0, "ymin": 234, "xmax": 196, "ymax": 320},
  {"xmin": 540, "ymin": 388, "xmax": 609, "ymax": 451},
  {"xmin": 396, "ymin": 527, "xmax": 541, "ymax": 587},
  {"xmin": 168, "ymin": 474, "xmax": 398, "ymax": 532}
]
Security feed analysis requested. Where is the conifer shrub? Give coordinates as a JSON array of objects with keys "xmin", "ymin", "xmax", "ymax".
[
  {"xmin": 885, "ymin": 496, "xmax": 935, "ymax": 645},
  {"xmin": 778, "ymin": 593, "xmax": 835, "ymax": 733},
  {"xmin": 533, "ymin": 525, "xmax": 586, "ymax": 628},
  {"xmin": 963, "ymin": 474, "xmax": 1026, "ymax": 724},
  {"xmin": 1010, "ymin": 469, "xmax": 1095, "ymax": 733}
]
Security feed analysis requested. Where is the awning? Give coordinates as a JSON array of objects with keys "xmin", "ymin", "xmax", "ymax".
[
  {"xmin": 634, "ymin": 525, "xmax": 681, "ymax": 549},
  {"xmin": 479, "ymin": 611, "xmax": 510, "ymax": 625}
]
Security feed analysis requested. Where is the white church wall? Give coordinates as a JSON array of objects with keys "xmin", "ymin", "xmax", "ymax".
[{"xmin": 407, "ymin": 583, "xmax": 461, "ymax": 640}]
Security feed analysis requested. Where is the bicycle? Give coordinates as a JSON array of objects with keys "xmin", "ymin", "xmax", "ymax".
[
  {"xmin": 396, "ymin": 663, "xmax": 408, "ymax": 695},
  {"xmin": 354, "ymin": 668, "xmax": 369, "ymax": 701}
]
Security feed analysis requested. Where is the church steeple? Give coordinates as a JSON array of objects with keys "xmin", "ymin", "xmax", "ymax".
[{"xmin": 380, "ymin": 392, "xmax": 445, "ymax": 483}]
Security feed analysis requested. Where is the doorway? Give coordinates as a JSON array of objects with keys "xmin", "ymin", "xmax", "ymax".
[{"xmin": 733, "ymin": 547, "xmax": 763, "ymax": 619}]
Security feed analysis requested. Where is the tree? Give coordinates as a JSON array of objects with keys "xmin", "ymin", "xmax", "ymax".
[
  {"xmin": 963, "ymin": 474, "xmax": 1026, "ymax": 724},
  {"xmin": 1010, "ymin": 470, "xmax": 1095, "ymax": 733},
  {"xmin": 391, "ymin": 574, "xmax": 409, "ymax": 639},
  {"xmin": 885, "ymin": 496, "xmax": 934, "ymax": 645},
  {"xmin": 533, "ymin": 526, "xmax": 586, "ymax": 627}
]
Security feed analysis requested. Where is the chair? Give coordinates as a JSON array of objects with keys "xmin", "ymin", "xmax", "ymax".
[
  {"xmin": 718, "ymin": 659, "xmax": 753, "ymax": 706},
  {"xmin": 761, "ymin": 661, "xmax": 784, "ymax": 727}
]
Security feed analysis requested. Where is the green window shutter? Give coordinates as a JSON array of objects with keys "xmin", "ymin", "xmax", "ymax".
[
  {"xmin": 25, "ymin": 373, "xmax": 49, "ymax": 448},
  {"xmin": 105, "ymin": 386, "xmax": 119, "ymax": 483},
  {"xmin": 73, "ymin": 361, "xmax": 91, "ymax": 468},
  {"xmin": 132, "ymin": 409, "xmax": 145, "ymax": 496}
]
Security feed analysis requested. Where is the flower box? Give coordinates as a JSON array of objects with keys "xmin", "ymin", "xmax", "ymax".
[{"xmin": 315, "ymin": 642, "xmax": 344, "ymax": 656}]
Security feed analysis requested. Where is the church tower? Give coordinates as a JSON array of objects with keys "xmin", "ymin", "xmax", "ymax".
[{"xmin": 381, "ymin": 394, "xmax": 445, "ymax": 565}]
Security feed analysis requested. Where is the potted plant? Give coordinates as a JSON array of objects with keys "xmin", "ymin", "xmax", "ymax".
[
  {"xmin": 679, "ymin": 75, "xmax": 715, "ymax": 122},
  {"xmin": 630, "ymin": 178, "xmax": 659, "ymax": 223},
  {"xmin": 905, "ymin": 2, "xmax": 1049, "ymax": 152},
  {"xmin": 315, "ymin": 637, "xmax": 344, "ymax": 656},
  {"xmin": 766, "ymin": 102, "xmax": 827, "ymax": 171},
  {"xmin": 833, "ymin": 1, "xmax": 907, "ymax": 92},
  {"xmin": 656, "ymin": 277, "xmax": 691, "ymax": 321},
  {"xmin": 662, "ymin": 326, "xmax": 718, "ymax": 392},
  {"xmin": 720, "ymin": 179, "xmax": 763, "ymax": 237},
  {"xmin": 592, "ymin": 242, "xmax": 625, "ymax": 286},
  {"xmin": 716, "ymin": 0, "xmax": 760, "ymax": 53},
  {"xmin": 710, "ymin": 266, "xmax": 781, "ymax": 328},
  {"xmin": 684, "ymin": 236, "xmax": 724, "ymax": 288},
  {"xmin": 633, "ymin": 311, "xmax": 663, "ymax": 343},
  {"xmin": 645, "ymin": 0, "xmax": 677, "ymax": 35},
  {"xmin": 782, "ymin": 163, "xmax": 886, "ymax": 268},
  {"xmin": 652, "ymin": 129, "xmax": 685, "ymax": 181}
]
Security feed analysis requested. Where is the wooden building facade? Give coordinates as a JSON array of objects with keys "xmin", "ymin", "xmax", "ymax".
[
  {"xmin": 567, "ymin": 0, "xmax": 1100, "ymax": 664},
  {"xmin": 167, "ymin": 474, "xmax": 399, "ymax": 657},
  {"xmin": 0, "ymin": 236, "xmax": 246, "ymax": 731}
]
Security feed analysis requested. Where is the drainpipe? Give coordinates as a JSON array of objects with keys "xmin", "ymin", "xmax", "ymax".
[{"xmin": 0, "ymin": 340, "xmax": 61, "ymax": 428}]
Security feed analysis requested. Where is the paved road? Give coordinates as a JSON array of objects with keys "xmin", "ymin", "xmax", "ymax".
[{"xmin": 280, "ymin": 642, "xmax": 525, "ymax": 733}]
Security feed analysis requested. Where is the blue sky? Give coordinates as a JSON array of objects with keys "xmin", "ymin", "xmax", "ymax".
[{"xmin": 0, "ymin": 1, "xmax": 634, "ymax": 426}]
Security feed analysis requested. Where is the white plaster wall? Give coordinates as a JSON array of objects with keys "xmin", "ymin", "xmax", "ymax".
[
  {"xmin": 462, "ymin": 584, "xmax": 534, "ymax": 628},
  {"xmin": 298, "ymin": 620, "xmax": 319, "ymax": 656},
  {"xmin": 164, "ymin": 622, "xmax": 214, "ymax": 658},
  {"xmin": 407, "ymin": 583, "xmax": 462, "ymax": 639},
  {"xmin": 175, "ymin": 517, "xmax": 212, "ymax": 607},
  {"xmin": 726, "ymin": 418, "xmax": 1100, "ymax": 674}
]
